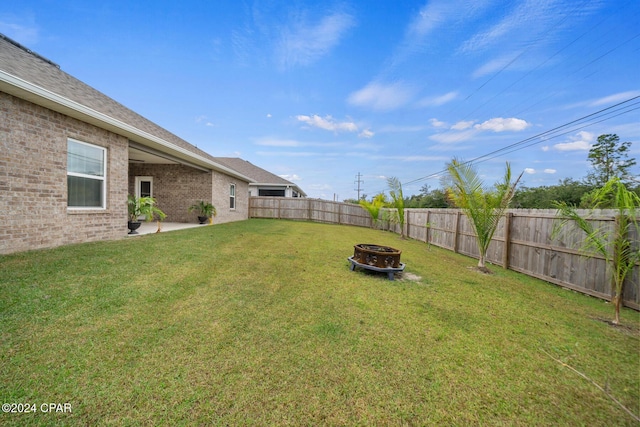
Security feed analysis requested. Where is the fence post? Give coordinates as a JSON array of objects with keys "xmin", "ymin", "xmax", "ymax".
[
  {"xmin": 453, "ymin": 210, "xmax": 461, "ymax": 253},
  {"xmin": 502, "ymin": 212, "xmax": 512, "ymax": 269},
  {"xmin": 406, "ymin": 210, "xmax": 410, "ymax": 239},
  {"xmin": 425, "ymin": 210, "xmax": 430, "ymax": 244}
]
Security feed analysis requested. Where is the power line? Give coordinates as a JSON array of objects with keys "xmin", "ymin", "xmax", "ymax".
[
  {"xmin": 426, "ymin": 4, "xmax": 639, "ymax": 149},
  {"xmin": 366, "ymin": 97, "xmax": 637, "ymax": 196},
  {"xmin": 392, "ymin": 95, "xmax": 640, "ymax": 190},
  {"xmin": 364, "ymin": 5, "xmax": 639, "ymax": 197}
]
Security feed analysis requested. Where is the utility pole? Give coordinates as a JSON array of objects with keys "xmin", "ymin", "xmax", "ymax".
[{"xmin": 354, "ymin": 172, "xmax": 364, "ymax": 200}]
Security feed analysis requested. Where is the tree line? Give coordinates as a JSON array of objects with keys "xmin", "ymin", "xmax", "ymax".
[{"xmin": 402, "ymin": 134, "xmax": 637, "ymax": 209}]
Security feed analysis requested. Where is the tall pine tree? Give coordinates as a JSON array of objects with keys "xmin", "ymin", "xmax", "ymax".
[{"xmin": 585, "ymin": 134, "xmax": 636, "ymax": 187}]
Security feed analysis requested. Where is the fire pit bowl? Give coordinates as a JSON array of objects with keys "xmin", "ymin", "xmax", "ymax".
[{"xmin": 353, "ymin": 244, "xmax": 402, "ymax": 268}]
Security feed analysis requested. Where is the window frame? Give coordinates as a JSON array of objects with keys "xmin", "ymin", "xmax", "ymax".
[
  {"xmin": 229, "ymin": 183, "xmax": 236, "ymax": 210},
  {"xmin": 67, "ymin": 138, "xmax": 107, "ymax": 210}
]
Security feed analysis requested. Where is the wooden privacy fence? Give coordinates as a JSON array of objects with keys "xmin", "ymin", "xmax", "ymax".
[{"xmin": 249, "ymin": 197, "xmax": 639, "ymax": 310}]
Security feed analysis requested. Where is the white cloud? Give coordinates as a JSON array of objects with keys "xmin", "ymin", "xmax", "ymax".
[
  {"xmin": 589, "ymin": 90, "xmax": 640, "ymax": 106},
  {"xmin": 472, "ymin": 53, "xmax": 519, "ymax": 78},
  {"xmin": 451, "ymin": 120, "xmax": 475, "ymax": 130},
  {"xmin": 541, "ymin": 146, "xmax": 550, "ymax": 152},
  {"xmin": 544, "ymin": 169, "xmax": 556, "ymax": 174},
  {"xmin": 429, "ymin": 118, "xmax": 447, "ymax": 128},
  {"xmin": 296, "ymin": 114, "xmax": 359, "ymax": 133},
  {"xmin": 474, "ymin": 117, "xmax": 531, "ymax": 132},
  {"xmin": 255, "ymin": 138, "xmax": 302, "ymax": 147},
  {"xmin": 256, "ymin": 150, "xmax": 323, "ymax": 157},
  {"xmin": 195, "ymin": 115, "xmax": 216, "ymax": 127},
  {"xmin": 525, "ymin": 168, "xmax": 536, "ymax": 174},
  {"xmin": 277, "ymin": 11, "xmax": 355, "ymax": 69},
  {"xmin": 407, "ymin": 1, "xmax": 449, "ymax": 38},
  {"xmin": 279, "ymin": 174, "xmax": 301, "ymax": 182},
  {"xmin": 347, "ymin": 81, "xmax": 413, "ymax": 111},
  {"xmin": 419, "ymin": 91, "xmax": 458, "ymax": 107},
  {"xmin": 0, "ymin": 16, "xmax": 39, "ymax": 45},
  {"xmin": 406, "ymin": 0, "xmax": 491, "ymax": 41},
  {"xmin": 358, "ymin": 129, "xmax": 374, "ymax": 138},
  {"xmin": 459, "ymin": 0, "xmax": 563, "ymax": 54},
  {"xmin": 266, "ymin": 113, "xmax": 272, "ymax": 118},
  {"xmin": 554, "ymin": 141, "xmax": 591, "ymax": 151},
  {"xmin": 254, "ymin": 137, "xmax": 343, "ymax": 148},
  {"xmin": 553, "ymin": 131, "xmax": 594, "ymax": 151},
  {"xmin": 428, "ymin": 116, "xmax": 530, "ymax": 145},
  {"xmin": 429, "ymin": 129, "xmax": 478, "ymax": 143}
]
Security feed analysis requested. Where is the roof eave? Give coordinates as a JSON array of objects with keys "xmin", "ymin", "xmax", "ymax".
[{"xmin": 0, "ymin": 70, "xmax": 252, "ymax": 182}]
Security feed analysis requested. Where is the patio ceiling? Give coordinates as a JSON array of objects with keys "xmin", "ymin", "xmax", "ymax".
[{"xmin": 129, "ymin": 146, "xmax": 178, "ymax": 165}]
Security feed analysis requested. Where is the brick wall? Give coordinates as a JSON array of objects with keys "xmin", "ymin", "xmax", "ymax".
[
  {"xmin": 0, "ymin": 92, "xmax": 128, "ymax": 255},
  {"xmin": 128, "ymin": 164, "xmax": 250, "ymax": 224},
  {"xmin": 128, "ymin": 163, "xmax": 212, "ymax": 223},
  {"xmin": 212, "ymin": 170, "xmax": 249, "ymax": 224}
]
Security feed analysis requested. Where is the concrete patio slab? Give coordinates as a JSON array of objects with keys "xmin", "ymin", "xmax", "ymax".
[{"xmin": 128, "ymin": 222, "xmax": 208, "ymax": 236}]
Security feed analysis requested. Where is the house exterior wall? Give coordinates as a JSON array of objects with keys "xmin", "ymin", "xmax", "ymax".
[
  {"xmin": 0, "ymin": 92, "xmax": 128, "ymax": 255},
  {"xmin": 212, "ymin": 170, "xmax": 249, "ymax": 224},
  {"xmin": 249, "ymin": 184, "xmax": 303, "ymax": 198},
  {"xmin": 128, "ymin": 163, "xmax": 212, "ymax": 223}
]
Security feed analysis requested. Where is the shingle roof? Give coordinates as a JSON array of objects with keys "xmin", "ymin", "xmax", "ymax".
[
  {"xmin": 0, "ymin": 34, "xmax": 250, "ymax": 181},
  {"xmin": 214, "ymin": 157, "xmax": 307, "ymax": 196}
]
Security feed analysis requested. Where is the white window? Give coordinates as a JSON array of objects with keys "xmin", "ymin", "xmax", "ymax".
[
  {"xmin": 229, "ymin": 183, "xmax": 236, "ymax": 209},
  {"xmin": 67, "ymin": 139, "xmax": 106, "ymax": 209}
]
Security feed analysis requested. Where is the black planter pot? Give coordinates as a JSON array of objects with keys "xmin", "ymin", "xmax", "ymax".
[
  {"xmin": 198, "ymin": 216, "xmax": 209, "ymax": 224},
  {"xmin": 128, "ymin": 221, "xmax": 142, "ymax": 234}
]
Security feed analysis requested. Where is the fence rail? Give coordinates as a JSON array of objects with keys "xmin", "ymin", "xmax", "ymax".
[{"xmin": 249, "ymin": 197, "xmax": 639, "ymax": 310}]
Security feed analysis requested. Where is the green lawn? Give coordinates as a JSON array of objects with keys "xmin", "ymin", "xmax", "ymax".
[{"xmin": 1, "ymin": 219, "xmax": 638, "ymax": 426}]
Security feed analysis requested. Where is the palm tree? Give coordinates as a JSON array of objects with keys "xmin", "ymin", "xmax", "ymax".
[
  {"xmin": 553, "ymin": 178, "xmax": 640, "ymax": 325},
  {"xmin": 446, "ymin": 159, "xmax": 522, "ymax": 270},
  {"xmin": 386, "ymin": 177, "xmax": 406, "ymax": 238},
  {"xmin": 359, "ymin": 193, "xmax": 387, "ymax": 229}
]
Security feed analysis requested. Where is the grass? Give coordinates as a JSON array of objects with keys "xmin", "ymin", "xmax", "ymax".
[{"xmin": 1, "ymin": 219, "xmax": 639, "ymax": 426}]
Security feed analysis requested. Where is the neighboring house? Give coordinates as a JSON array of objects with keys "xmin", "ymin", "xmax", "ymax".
[
  {"xmin": 0, "ymin": 34, "xmax": 253, "ymax": 255},
  {"xmin": 214, "ymin": 157, "xmax": 307, "ymax": 198}
]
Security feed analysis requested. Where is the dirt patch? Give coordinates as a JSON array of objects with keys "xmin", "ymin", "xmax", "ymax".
[
  {"xmin": 593, "ymin": 317, "xmax": 640, "ymax": 336},
  {"xmin": 399, "ymin": 272, "xmax": 422, "ymax": 282},
  {"xmin": 467, "ymin": 266, "xmax": 493, "ymax": 275}
]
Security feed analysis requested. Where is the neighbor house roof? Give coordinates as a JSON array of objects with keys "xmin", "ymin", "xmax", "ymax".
[
  {"xmin": 214, "ymin": 157, "xmax": 307, "ymax": 197},
  {"xmin": 0, "ymin": 34, "xmax": 251, "ymax": 182}
]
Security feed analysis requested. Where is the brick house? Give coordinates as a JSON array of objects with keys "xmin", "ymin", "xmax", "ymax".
[
  {"xmin": 214, "ymin": 157, "xmax": 307, "ymax": 198},
  {"xmin": 0, "ymin": 34, "xmax": 253, "ymax": 255}
]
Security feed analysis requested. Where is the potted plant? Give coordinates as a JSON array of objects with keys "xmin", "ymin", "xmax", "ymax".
[
  {"xmin": 128, "ymin": 195, "xmax": 167, "ymax": 234},
  {"xmin": 188, "ymin": 200, "xmax": 217, "ymax": 224}
]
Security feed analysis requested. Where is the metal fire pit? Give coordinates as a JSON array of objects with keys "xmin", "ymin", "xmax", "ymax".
[{"xmin": 348, "ymin": 244, "xmax": 405, "ymax": 280}]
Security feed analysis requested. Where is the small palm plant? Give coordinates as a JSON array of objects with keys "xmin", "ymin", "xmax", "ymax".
[
  {"xmin": 553, "ymin": 177, "xmax": 640, "ymax": 325},
  {"xmin": 188, "ymin": 200, "xmax": 217, "ymax": 224},
  {"xmin": 359, "ymin": 193, "xmax": 387, "ymax": 229},
  {"xmin": 385, "ymin": 177, "xmax": 406, "ymax": 238},
  {"xmin": 446, "ymin": 159, "xmax": 522, "ymax": 271},
  {"xmin": 127, "ymin": 195, "xmax": 166, "ymax": 233}
]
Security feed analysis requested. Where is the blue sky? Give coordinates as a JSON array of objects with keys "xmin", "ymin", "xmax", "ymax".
[{"xmin": 2, "ymin": 0, "xmax": 639, "ymax": 200}]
